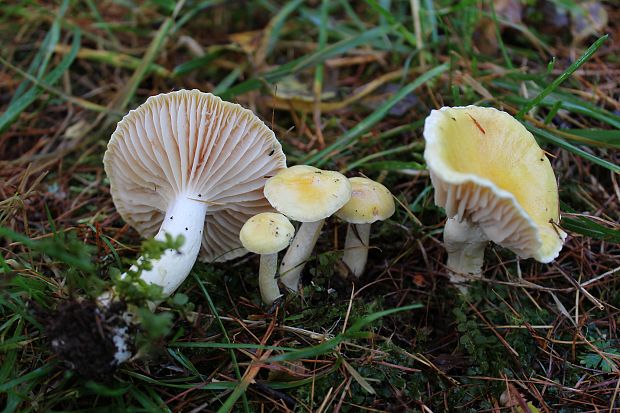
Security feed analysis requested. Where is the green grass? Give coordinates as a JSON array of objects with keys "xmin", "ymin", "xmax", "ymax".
[{"xmin": 1, "ymin": 0, "xmax": 619, "ymax": 411}]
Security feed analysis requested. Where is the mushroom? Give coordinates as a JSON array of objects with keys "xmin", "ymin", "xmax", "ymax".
[
  {"xmin": 423, "ymin": 105, "xmax": 566, "ymax": 287},
  {"xmin": 239, "ymin": 212, "xmax": 295, "ymax": 305},
  {"xmin": 335, "ymin": 177, "xmax": 395, "ymax": 277},
  {"xmin": 104, "ymin": 89, "xmax": 286, "ymax": 297},
  {"xmin": 263, "ymin": 165, "xmax": 352, "ymax": 292}
]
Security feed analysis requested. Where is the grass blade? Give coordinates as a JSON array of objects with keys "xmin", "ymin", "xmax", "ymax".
[
  {"xmin": 221, "ymin": 25, "xmax": 392, "ymax": 99},
  {"xmin": 365, "ymin": 0, "xmax": 417, "ymax": 47},
  {"xmin": 173, "ymin": 342, "xmax": 293, "ymax": 351},
  {"xmin": 526, "ymin": 124, "xmax": 619, "ymax": 173},
  {"xmin": 0, "ymin": 362, "xmax": 56, "ymax": 392},
  {"xmin": 111, "ymin": 2, "xmax": 182, "ymax": 112},
  {"xmin": 564, "ymin": 129, "xmax": 620, "ymax": 148},
  {"xmin": 0, "ymin": 226, "xmax": 94, "ymax": 272},
  {"xmin": 0, "ymin": 28, "xmax": 81, "ymax": 133},
  {"xmin": 562, "ymin": 217, "xmax": 620, "ymax": 243},
  {"xmin": 517, "ymin": 35, "xmax": 608, "ymax": 118},
  {"xmin": 9, "ymin": 0, "xmax": 69, "ymax": 104},
  {"xmin": 191, "ymin": 273, "xmax": 249, "ymax": 413},
  {"xmin": 255, "ymin": 0, "xmax": 304, "ymax": 65},
  {"xmin": 561, "ymin": 203, "xmax": 620, "ymax": 242},
  {"xmin": 268, "ymin": 304, "xmax": 422, "ymax": 362},
  {"xmin": 303, "ymin": 63, "xmax": 448, "ymax": 166},
  {"xmin": 172, "ymin": 49, "xmax": 224, "ymax": 76}
]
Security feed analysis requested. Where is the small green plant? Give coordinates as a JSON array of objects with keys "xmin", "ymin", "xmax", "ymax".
[
  {"xmin": 579, "ymin": 341, "xmax": 620, "ymax": 373},
  {"xmin": 0, "ymin": 226, "xmax": 100, "ymax": 296},
  {"xmin": 112, "ymin": 233, "xmax": 185, "ymax": 304}
]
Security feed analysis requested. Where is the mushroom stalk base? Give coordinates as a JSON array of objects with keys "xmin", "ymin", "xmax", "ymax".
[
  {"xmin": 259, "ymin": 254, "xmax": 282, "ymax": 305},
  {"xmin": 279, "ymin": 220, "xmax": 324, "ymax": 292},
  {"xmin": 342, "ymin": 223, "xmax": 371, "ymax": 277},
  {"xmin": 94, "ymin": 195, "xmax": 207, "ymax": 366},
  {"xmin": 127, "ymin": 194, "xmax": 208, "ymax": 297},
  {"xmin": 444, "ymin": 218, "xmax": 488, "ymax": 288}
]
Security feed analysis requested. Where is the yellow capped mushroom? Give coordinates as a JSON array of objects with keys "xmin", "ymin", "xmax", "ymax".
[
  {"xmin": 335, "ymin": 177, "xmax": 395, "ymax": 277},
  {"xmin": 264, "ymin": 165, "xmax": 352, "ymax": 291},
  {"xmin": 423, "ymin": 106, "xmax": 566, "ymax": 287},
  {"xmin": 239, "ymin": 212, "xmax": 295, "ymax": 305}
]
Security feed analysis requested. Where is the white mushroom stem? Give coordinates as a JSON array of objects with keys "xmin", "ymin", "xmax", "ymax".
[
  {"xmin": 127, "ymin": 194, "xmax": 208, "ymax": 297},
  {"xmin": 111, "ymin": 325, "xmax": 132, "ymax": 364},
  {"xmin": 258, "ymin": 254, "xmax": 282, "ymax": 305},
  {"xmin": 101, "ymin": 195, "xmax": 207, "ymax": 366},
  {"xmin": 279, "ymin": 220, "xmax": 324, "ymax": 291},
  {"xmin": 444, "ymin": 217, "xmax": 488, "ymax": 286},
  {"xmin": 342, "ymin": 223, "xmax": 372, "ymax": 277},
  {"xmin": 99, "ymin": 195, "xmax": 207, "ymax": 366}
]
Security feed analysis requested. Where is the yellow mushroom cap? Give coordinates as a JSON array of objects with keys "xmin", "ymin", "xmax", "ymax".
[
  {"xmin": 423, "ymin": 106, "xmax": 566, "ymax": 263},
  {"xmin": 335, "ymin": 177, "xmax": 395, "ymax": 224},
  {"xmin": 239, "ymin": 213, "xmax": 295, "ymax": 254},
  {"xmin": 264, "ymin": 165, "xmax": 352, "ymax": 222}
]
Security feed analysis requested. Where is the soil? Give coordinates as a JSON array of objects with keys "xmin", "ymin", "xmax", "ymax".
[{"xmin": 41, "ymin": 299, "xmax": 131, "ymax": 378}]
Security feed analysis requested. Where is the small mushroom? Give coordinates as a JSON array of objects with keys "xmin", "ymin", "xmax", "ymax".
[
  {"xmin": 239, "ymin": 213, "xmax": 295, "ymax": 305},
  {"xmin": 423, "ymin": 106, "xmax": 566, "ymax": 288},
  {"xmin": 264, "ymin": 165, "xmax": 352, "ymax": 292},
  {"xmin": 104, "ymin": 90, "xmax": 286, "ymax": 299},
  {"xmin": 335, "ymin": 177, "xmax": 395, "ymax": 277}
]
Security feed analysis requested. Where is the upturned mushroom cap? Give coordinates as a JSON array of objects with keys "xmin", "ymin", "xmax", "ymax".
[
  {"xmin": 264, "ymin": 165, "xmax": 352, "ymax": 222},
  {"xmin": 104, "ymin": 90, "xmax": 286, "ymax": 262},
  {"xmin": 239, "ymin": 212, "xmax": 295, "ymax": 254},
  {"xmin": 335, "ymin": 177, "xmax": 395, "ymax": 224},
  {"xmin": 423, "ymin": 105, "xmax": 566, "ymax": 263}
]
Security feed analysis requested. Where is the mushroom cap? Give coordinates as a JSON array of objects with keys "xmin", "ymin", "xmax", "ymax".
[
  {"xmin": 264, "ymin": 165, "xmax": 352, "ymax": 222},
  {"xmin": 239, "ymin": 212, "xmax": 295, "ymax": 254},
  {"xmin": 335, "ymin": 177, "xmax": 395, "ymax": 224},
  {"xmin": 104, "ymin": 90, "xmax": 286, "ymax": 262},
  {"xmin": 423, "ymin": 105, "xmax": 566, "ymax": 263}
]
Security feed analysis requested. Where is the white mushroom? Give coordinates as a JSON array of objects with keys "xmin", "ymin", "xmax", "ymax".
[
  {"xmin": 263, "ymin": 165, "xmax": 351, "ymax": 292},
  {"xmin": 239, "ymin": 213, "xmax": 295, "ymax": 305},
  {"xmin": 423, "ymin": 106, "xmax": 566, "ymax": 287},
  {"xmin": 335, "ymin": 177, "xmax": 395, "ymax": 277},
  {"xmin": 104, "ymin": 90, "xmax": 286, "ymax": 297}
]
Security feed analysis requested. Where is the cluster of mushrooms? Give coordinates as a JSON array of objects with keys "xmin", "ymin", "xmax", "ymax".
[
  {"xmin": 104, "ymin": 90, "xmax": 396, "ymax": 307},
  {"xmin": 100, "ymin": 90, "xmax": 566, "ymax": 366},
  {"xmin": 240, "ymin": 165, "xmax": 395, "ymax": 304}
]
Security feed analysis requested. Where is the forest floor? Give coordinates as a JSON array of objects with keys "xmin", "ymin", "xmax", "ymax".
[{"xmin": 0, "ymin": 1, "xmax": 619, "ymax": 412}]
